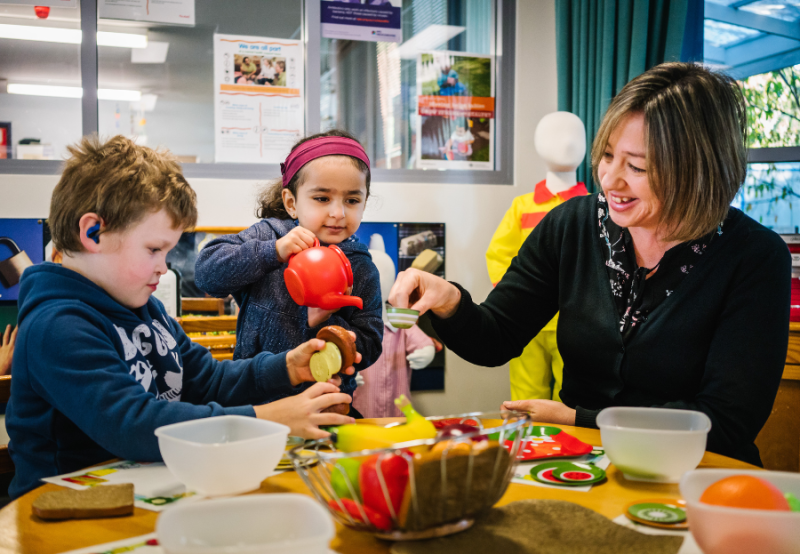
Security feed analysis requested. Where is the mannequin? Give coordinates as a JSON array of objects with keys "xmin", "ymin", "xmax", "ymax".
[
  {"xmin": 486, "ymin": 111, "xmax": 587, "ymax": 402},
  {"xmin": 352, "ymin": 234, "xmax": 435, "ymax": 418}
]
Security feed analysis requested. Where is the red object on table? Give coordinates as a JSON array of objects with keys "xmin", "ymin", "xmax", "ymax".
[
  {"xmin": 34, "ymin": 6, "xmax": 50, "ymax": 18},
  {"xmin": 283, "ymin": 237, "xmax": 363, "ymax": 310},
  {"xmin": 511, "ymin": 430, "xmax": 593, "ymax": 461}
]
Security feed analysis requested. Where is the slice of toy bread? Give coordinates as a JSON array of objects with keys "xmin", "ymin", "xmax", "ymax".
[{"xmin": 32, "ymin": 483, "xmax": 134, "ymax": 520}]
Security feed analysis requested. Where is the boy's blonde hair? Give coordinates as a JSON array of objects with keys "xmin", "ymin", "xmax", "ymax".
[{"xmin": 50, "ymin": 135, "xmax": 198, "ymax": 254}]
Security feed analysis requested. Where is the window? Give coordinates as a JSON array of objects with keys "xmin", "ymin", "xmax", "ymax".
[
  {"xmin": 0, "ymin": 3, "xmax": 83, "ymax": 162},
  {"xmin": 0, "ymin": 0, "xmax": 514, "ymax": 184},
  {"xmin": 704, "ymin": 0, "xmax": 800, "ymax": 230},
  {"xmin": 97, "ymin": 0, "xmax": 302, "ymax": 164}
]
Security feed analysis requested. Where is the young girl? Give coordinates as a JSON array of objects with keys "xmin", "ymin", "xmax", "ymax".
[{"xmin": 195, "ymin": 130, "xmax": 383, "ymax": 416}]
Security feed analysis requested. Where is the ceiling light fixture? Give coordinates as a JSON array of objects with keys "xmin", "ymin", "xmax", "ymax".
[
  {"xmin": 8, "ymin": 84, "xmax": 142, "ymax": 101},
  {"xmin": 0, "ymin": 23, "xmax": 147, "ymax": 48}
]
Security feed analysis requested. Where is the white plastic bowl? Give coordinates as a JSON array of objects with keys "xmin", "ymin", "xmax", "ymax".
[
  {"xmin": 680, "ymin": 469, "xmax": 800, "ymax": 554},
  {"xmin": 155, "ymin": 416, "xmax": 289, "ymax": 496},
  {"xmin": 597, "ymin": 407, "xmax": 710, "ymax": 483},
  {"xmin": 157, "ymin": 493, "xmax": 334, "ymax": 554}
]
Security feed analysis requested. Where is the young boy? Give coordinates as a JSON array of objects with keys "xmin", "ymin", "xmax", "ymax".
[{"xmin": 5, "ymin": 135, "xmax": 357, "ymax": 498}]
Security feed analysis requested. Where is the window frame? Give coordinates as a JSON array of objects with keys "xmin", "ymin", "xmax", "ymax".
[{"xmin": 0, "ymin": 0, "xmax": 516, "ymax": 185}]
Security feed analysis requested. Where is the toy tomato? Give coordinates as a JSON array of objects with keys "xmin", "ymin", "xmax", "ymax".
[{"xmin": 359, "ymin": 453, "xmax": 409, "ymax": 519}]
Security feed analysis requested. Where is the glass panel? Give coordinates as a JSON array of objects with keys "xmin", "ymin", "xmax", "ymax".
[
  {"xmin": 703, "ymin": 19, "xmax": 762, "ymax": 48},
  {"xmin": 321, "ymin": 0, "xmax": 494, "ymax": 170},
  {"xmin": 0, "ymin": 3, "xmax": 82, "ymax": 160},
  {"xmin": 740, "ymin": 65, "xmax": 800, "ymax": 148},
  {"xmin": 97, "ymin": 0, "xmax": 301, "ymax": 164},
  {"xmin": 741, "ymin": 0, "xmax": 800, "ymax": 23},
  {"xmin": 735, "ymin": 162, "xmax": 800, "ymax": 233}
]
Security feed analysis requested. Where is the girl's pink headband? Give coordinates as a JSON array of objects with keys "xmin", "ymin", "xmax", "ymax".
[{"xmin": 280, "ymin": 136, "xmax": 370, "ymax": 187}]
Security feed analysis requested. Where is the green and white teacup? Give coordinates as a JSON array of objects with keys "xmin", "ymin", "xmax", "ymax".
[{"xmin": 386, "ymin": 307, "xmax": 420, "ymax": 329}]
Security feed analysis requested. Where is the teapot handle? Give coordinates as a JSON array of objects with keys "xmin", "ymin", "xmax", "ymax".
[{"xmin": 286, "ymin": 236, "xmax": 321, "ymax": 263}]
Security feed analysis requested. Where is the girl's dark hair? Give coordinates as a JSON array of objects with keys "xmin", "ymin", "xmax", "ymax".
[{"xmin": 256, "ymin": 129, "xmax": 371, "ymax": 220}]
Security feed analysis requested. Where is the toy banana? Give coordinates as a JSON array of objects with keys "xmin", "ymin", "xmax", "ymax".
[{"xmin": 332, "ymin": 395, "xmax": 438, "ymax": 453}]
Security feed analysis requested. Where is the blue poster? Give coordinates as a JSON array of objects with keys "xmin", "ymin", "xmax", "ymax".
[
  {"xmin": 0, "ymin": 219, "xmax": 44, "ymax": 302},
  {"xmin": 321, "ymin": 0, "xmax": 402, "ymax": 43}
]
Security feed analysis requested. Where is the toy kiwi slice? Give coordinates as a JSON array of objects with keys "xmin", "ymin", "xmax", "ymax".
[{"xmin": 311, "ymin": 325, "xmax": 357, "ymax": 382}]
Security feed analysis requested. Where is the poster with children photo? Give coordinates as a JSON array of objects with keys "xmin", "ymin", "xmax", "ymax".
[
  {"xmin": 416, "ymin": 51, "xmax": 494, "ymax": 171},
  {"xmin": 232, "ymin": 54, "xmax": 287, "ymax": 87}
]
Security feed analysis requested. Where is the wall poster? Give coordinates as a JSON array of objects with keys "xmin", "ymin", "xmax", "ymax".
[
  {"xmin": 213, "ymin": 34, "xmax": 304, "ymax": 164},
  {"xmin": 99, "ymin": 0, "xmax": 194, "ymax": 25},
  {"xmin": 0, "ymin": 219, "xmax": 45, "ymax": 303},
  {"xmin": 321, "ymin": 0, "xmax": 402, "ymax": 43},
  {"xmin": 416, "ymin": 51, "xmax": 495, "ymax": 171}
]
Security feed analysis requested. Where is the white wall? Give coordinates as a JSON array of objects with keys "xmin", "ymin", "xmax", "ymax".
[{"xmin": 0, "ymin": 0, "xmax": 558, "ymax": 416}]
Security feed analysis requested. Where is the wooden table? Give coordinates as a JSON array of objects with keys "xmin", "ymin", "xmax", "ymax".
[{"xmin": 0, "ymin": 422, "xmax": 757, "ymax": 554}]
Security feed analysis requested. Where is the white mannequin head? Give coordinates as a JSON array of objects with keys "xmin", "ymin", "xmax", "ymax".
[
  {"xmin": 534, "ymin": 112, "xmax": 586, "ymax": 172},
  {"xmin": 368, "ymin": 234, "xmax": 396, "ymax": 310}
]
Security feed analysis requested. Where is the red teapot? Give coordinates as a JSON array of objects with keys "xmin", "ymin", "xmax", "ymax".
[{"xmin": 284, "ymin": 238, "xmax": 363, "ymax": 310}]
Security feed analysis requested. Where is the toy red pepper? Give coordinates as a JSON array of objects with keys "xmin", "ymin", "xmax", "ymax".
[
  {"xmin": 327, "ymin": 498, "xmax": 391, "ymax": 531},
  {"xmin": 358, "ymin": 453, "xmax": 409, "ymax": 519}
]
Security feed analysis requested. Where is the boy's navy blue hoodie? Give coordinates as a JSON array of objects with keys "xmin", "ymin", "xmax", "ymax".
[
  {"xmin": 6, "ymin": 263, "xmax": 295, "ymax": 498},
  {"xmin": 194, "ymin": 218, "xmax": 383, "ymax": 401}
]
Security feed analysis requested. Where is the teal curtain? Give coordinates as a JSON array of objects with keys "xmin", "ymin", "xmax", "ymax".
[{"xmin": 556, "ymin": 0, "xmax": 694, "ymax": 188}]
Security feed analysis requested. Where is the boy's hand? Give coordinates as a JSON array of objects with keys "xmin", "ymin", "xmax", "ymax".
[
  {"xmin": 0, "ymin": 324, "xmax": 17, "ymax": 376},
  {"xmin": 276, "ymin": 226, "xmax": 317, "ymax": 263},
  {"xmin": 254, "ymin": 382, "xmax": 355, "ymax": 439},
  {"xmin": 286, "ymin": 334, "xmax": 361, "ymax": 386}
]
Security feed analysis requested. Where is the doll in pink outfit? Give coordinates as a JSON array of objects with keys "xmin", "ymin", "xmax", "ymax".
[{"xmin": 352, "ymin": 235, "xmax": 435, "ymax": 418}]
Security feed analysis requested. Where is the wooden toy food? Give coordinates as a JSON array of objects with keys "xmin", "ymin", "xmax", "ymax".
[{"xmin": 310, "ymin": 325, "xmax": 357, "ymax": 383}]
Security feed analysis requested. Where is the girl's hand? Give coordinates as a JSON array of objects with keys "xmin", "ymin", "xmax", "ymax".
[
  {"xmin": 254, "ymin": 382, "xmax": 355, "ymax": 439},
  {"xmin": 285, "ymin": 334, "xmax": 361, "ymax": 386},
  {"xmin": 500, "ymin": 399, "xmax": 576, "ymax": 426},
  {"xmin": 389, "ymin": 268, "xmax": 462, "ymax": 319},
  {"xmin": 276, "ymin": 226, "xmax": 317, "ymax": 263},
  {"xmin": 308, "ymin": 307, "xmax": 336, "ymax": 327},
  {"xmin": 0, "ymin": 324, "xmax": 17, "ymax": 376}
]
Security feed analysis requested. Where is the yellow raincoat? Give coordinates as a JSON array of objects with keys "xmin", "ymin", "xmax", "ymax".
[{"xmin": 486, "ymin": 180, "xmax": 588, "ymax": 402}]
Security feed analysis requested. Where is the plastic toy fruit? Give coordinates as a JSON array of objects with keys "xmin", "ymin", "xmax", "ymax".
[
  {"xmin": 359, "ymin": 454, "xmax": 409, "ymax": 518},
  {"xmin": 436, "ymin": 423, "xmax": 487, "ymax": 442},
  {"xmin": 284, "ymin": 238, "xmax": 363, "ymax": 310},
  {"xmin": 331, "ymin": 457, "xmax": 363, "ymax": 500},
  {"xmin": 327, "ymin": 498, "xmax": 391, "ymax": 531},
  {"xmin": 332, "ymin": 395, "xmax": 437, "ymax": 453},
  {"xmin": 700, "ymin": 475, "xmax": 791, "ymax": 511}
]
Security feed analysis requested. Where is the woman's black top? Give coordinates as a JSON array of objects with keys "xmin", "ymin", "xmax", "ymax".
[{"xmin": 432, "ymin": 194, "xmax": 790, "ymax": 466}]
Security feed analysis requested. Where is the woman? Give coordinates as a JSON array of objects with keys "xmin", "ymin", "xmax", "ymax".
[
  {"xmin": 240, "ymin": 56, "xmax": 257, "ymax": 81},
  {"xmin": 389, "ymin": 62, "xmax": 791, "ymax": 466}
]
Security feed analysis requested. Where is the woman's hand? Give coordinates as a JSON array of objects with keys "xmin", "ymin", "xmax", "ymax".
[
  {"xmin": 388, "ymin": 268, "xmax": 461, "ymax": 319},
  {"xmin": 254, "ymin": 382, "xmax": 355, "ymax": 439},
  {"xmin": 276, "ymin": 226, "xmax": 317, "ymax": 263},
  {"xmin": 285, "ymin": 334, "xmax": 361, "ymax": 386},
  {"xmin": 501, "ymin": 399, "xmax": 576, "ymax": 426},
  {"xmin": 0, "ymin": 324, "xmax": 17, "ymax": 376}
]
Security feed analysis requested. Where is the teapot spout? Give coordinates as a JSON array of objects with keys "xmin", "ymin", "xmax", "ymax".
[{"xmin": 319, "ymin": 293, "xmax": 363, "ymax": 311}]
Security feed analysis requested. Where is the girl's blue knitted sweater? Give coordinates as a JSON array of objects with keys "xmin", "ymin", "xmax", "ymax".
[{"xmin": 195, "ymin": 218, "xmax": 383, "ymax": 401}]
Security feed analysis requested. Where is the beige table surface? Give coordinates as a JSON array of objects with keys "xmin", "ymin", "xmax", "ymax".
[{"xmin": 0, "ymin": 421, "xmax": 757, "ymax": 554}]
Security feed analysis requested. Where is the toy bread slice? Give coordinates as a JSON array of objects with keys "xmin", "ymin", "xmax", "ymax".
[
  {"xmin": 316, "ymin": 325, "xmax": 357, "ymax": 370},
  {"xmin": 32, "ymin": 483, "xmax": 134, "ymax": 520}
]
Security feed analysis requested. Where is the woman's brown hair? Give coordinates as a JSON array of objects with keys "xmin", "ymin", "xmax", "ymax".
[
  {"xmin": 591, "ymin": 62, "xmax": 747, "ymax": 242},
  {"xmin": 256, "ymin": 129, "xmax": 371, "ymax": 220}
]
